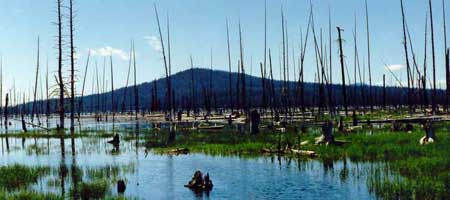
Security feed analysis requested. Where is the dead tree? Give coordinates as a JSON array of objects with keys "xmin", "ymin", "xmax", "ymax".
[
  {"xmin": 132, "ymin": 41, "xmax": 139, "ymax": 120},
  {"xmin": 32, "ymin": 37, "xmax": 40, "ymax": 124},
  {"xmin": 239, "ymin": 20, "xmax": 247, "ymax": 113},
  {"xmin": 110, "ymin": 55, "xmax": 115, "ymax": 123},
  {"xmin": 260, "ymin": 62, "xmax": 267, "ymax": 109},
  {"xmin": 328, "ymin": 8, "xmax": 334, "ymax": 114},
  {"xmin": 443, "ymin": 0, "xmax": 449, "ymax": 112},
  {"xmin": 190, "ymin": 56, "xmax": 195, "ymax": 117},
  {"xmin": 299, "ymin": 13, "xmax": 311, "ymax": 115},
  {"xmin": 226, "ymin": 19, "xmax": 233, "ymax": 111},
  {"xmin": 57, "ymin": 0, "xmax": 65, "ymax": 129},
  {"xmin": 120, "ymin": 42, "xmax": 133, "ymax": 113},
  {"xmin": 269, "ymin": 49, "xmax": 276, "ymax": 119},
  {"xmin": 78, "ymin": 50, "xmax": 90, "ymax": 119},
  {"xmin": 365, "ymin": 0, "xmax": 373, "ymax": 111},
  {"xmin": 423, "ymin": 13, "xmax": 429, "ymax": 111},
  {"xmin": 69, "ymin": 0, "xmax": 75, "ymax": 132},
  {"xmin": 263, "ymin": 1, "xmax": 267, "ymax": 112},
  {"xmin": 4, "ymin": 93, "xmax": 8, "ymax": 128},
  {"xmin": 383, "ymin": 74, "xmax": 386, "ymax": 109},
  {"xmin": 0, "ymin": 58, "xmax": 3, "ymax": 124},
  {"xmin": 154, "ymin": 4, "xmax": 172, "ymax": 120},
  {"xmin": 337, "ymin": 27, "xmax": 348, "ymax": 116},
  {"xmin": 429, "ymin": 0, "xmax": 437, "ymax": 114},
  {"xmin": 447, "ymin": 49, "xmax": 450, "ymax": 112},
  {"xmin": 400, "ymin": 0, "xmax": 413, "ymax": 113},
  {"xmin": 46, "ymin": 59, "xmax": 50, "ymax": 120}
]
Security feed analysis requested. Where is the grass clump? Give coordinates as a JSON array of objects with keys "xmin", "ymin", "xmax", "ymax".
[
  {"xmin": 0, "ymin": 190, "xmax": 62, "ymax": 200},
  {"xmin": 77, "ymin": 179, "xmax": 109, "ymax": 200},
  {"xmin": 0, "ymin": 164, "xmax": 50, "ymax": 190}
]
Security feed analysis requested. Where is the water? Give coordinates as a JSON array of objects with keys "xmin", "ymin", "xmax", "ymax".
[{"xmin": 0, "ymin": 121, "xmax": 378, "ymax": 200}]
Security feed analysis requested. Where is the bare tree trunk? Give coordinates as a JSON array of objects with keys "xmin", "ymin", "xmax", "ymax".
[
  {"xmin": 226, "ymin": 20, "xmax": 233, "ymax": 112},
  {"xmin": 269, "ymin": 49, "xmax": 276, "ymax": 120},
  {"xmin": 0, "ymin": 58, "xmax": 3, "ymax": 124},
  {"xmin": 110, "ymin": 55, "xmax": 115, "ymax": 123},
  {"xmin": 78, "ymin": 50, "xmax": 90, "ymax": 120},
  {"xmin": 132, "ymin": 41, "xmax": 139, "ymax": 121},
  {"xmin": 429, "ymin": 0, "xmax": 437, "ymax": 114},
  {"xmin": 263, "ymin": 1, "xmax": 267, "ymax": 112},
  {"xmin": 4, "ymin": 93, "xmax": 8, "ymax": 128},
  {"xmin": 239, "ymin": 21, "xmax": 246, "ymax": 114},
  {"xmin": 423, "ymin": 13, "xmax": 429, "ymax": 112},
  {"xmin": 365, "ymin": 0, "xmax": 373, "ymax": 112},
  {"xmin": 69, "ymin": 0, "xmax": 75, "ymax": 132},
  {"xmin": 400, "ymin": 0, "xmax": 413, "ymax": 114},
  {"xmin": 32, "ymin": 37, "xmax": 40, "ymax": 124},
  {"xmin": 190, "ymin": 56, "xmax": 195, "ymax": 118},
  {"xmin": 443, "ymin": 0, "xmax": 449, "ymax": 112},
  {"xmin": 337, "ymin": 27, "xmax": 348, "ymax": 116},
  {"xmin": 154, "ymin": 4, "xmax": 172, "ymax": 121},
  {"xmin": 57, "ymin": 0, "xmax": 64, "ymax": 129},
  {"xmin": 383, "ymin": 74, "xmax": 386, "ymax": 109},
  {"xmin": 121, "ymin": 42, "xmax": 133, "ymax": 113},
  {"xmin": 46, "ymin": 59, "xmax": 49, "ymax": 121},
  {"xmin": 328, "ymin": 8, "xmax": 334, "ymax": 115}
]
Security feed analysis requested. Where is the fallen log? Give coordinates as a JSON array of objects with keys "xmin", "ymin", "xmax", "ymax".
[
  {"xmin": 13, "ymin": 119, "xmax": 49, "ymax": 131},
  {"xmin": 261, "ymin": 147, "xmax": 317, "ymax": 157},
  {"xmin": 197, "ymin": 124, "xmax": 225, "ymax": 130},
  {"xmin": 291, "ymin": 149, "xmax": 317, "ymax": 157},
  {"xmin": 168, "ymin": 148, "xmax": 189, "ymax": 154}
]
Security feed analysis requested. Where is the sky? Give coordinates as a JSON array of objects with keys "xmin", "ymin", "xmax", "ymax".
[{"xmin": 0, "ymin": 0, "xmax": 448, "ymax": 103}]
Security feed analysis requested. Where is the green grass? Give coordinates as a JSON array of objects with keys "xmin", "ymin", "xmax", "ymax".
[
  {"xmin": 0, "ymin": 165, "xmax": 50, "ymax": 190},
  {"xmin": 78, "ymin": 179, "xmax": 109, "ymax": 200},
  {"xmin": 0, "ymin": 191, "xmax": 62, "ymax": 200}
]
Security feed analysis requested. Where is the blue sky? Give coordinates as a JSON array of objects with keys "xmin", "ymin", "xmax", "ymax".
[{"xmin": 0, "ymin": 0, "xmax": 448, "ymax": 102}]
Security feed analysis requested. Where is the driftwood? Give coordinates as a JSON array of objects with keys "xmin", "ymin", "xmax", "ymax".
[
  {"xmin": 345, "ymin": 125, "xmax": 363, "ymax": 132},
  {"xmin": 197, "ymin": 124, "xmax": 225, "ymax": 130},
  {"xmin": 168, "ymin": 148, "xmax": 189, "ymax": 154},
  {"xmin": 261, "ymin": 146, "xmax": 316, "ymax": 157}
]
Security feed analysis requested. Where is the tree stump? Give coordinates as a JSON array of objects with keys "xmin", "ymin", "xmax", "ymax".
[
  {"xmin": 316, "ymin": 121, "xmax": 334, "ymax": 145},
  {"xmin": 227, "ymin": 115, "xmax": 232, "ymax": 125},
  {"xmin": 420, "ymin": 120, "xmax": 436, "ymax": 145},
  {"xmin": 117, "ymin": 180, "xmax": 126, "ymax": 193},
  {"xmin": 184, "ymin": 170, "xmax": 213, "ymax": 191},
  {"xmin": 338, "ymin": 117, "xmax": 344, "ymax": 132},
  {"xmin": 352, "ymin": 112, "xmax": 358, "ymax": 126},
  {"xmin": 177, "ymin": 110, "xmax": 182, "ymax": 121},
  {"xmin": 107, "ymin": 134, "xmax": 120, "ymax": 145},
  {"xmin": 250, "ymin": 110, "xmax": 260, "ymax": 135}
]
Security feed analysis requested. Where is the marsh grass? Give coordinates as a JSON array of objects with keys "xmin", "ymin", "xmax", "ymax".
[
  {"xmin": 0, "ymin": 190, "xmax": 62, "ymax": 200},
  {"xmin": 0, "ymin": 165, "xmax": 50, "ymax": 190}
]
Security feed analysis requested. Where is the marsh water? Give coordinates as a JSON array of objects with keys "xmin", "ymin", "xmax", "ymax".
[{"xmin": 0, "ymin": 118, "xmax": 379, "ymax": 199}]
